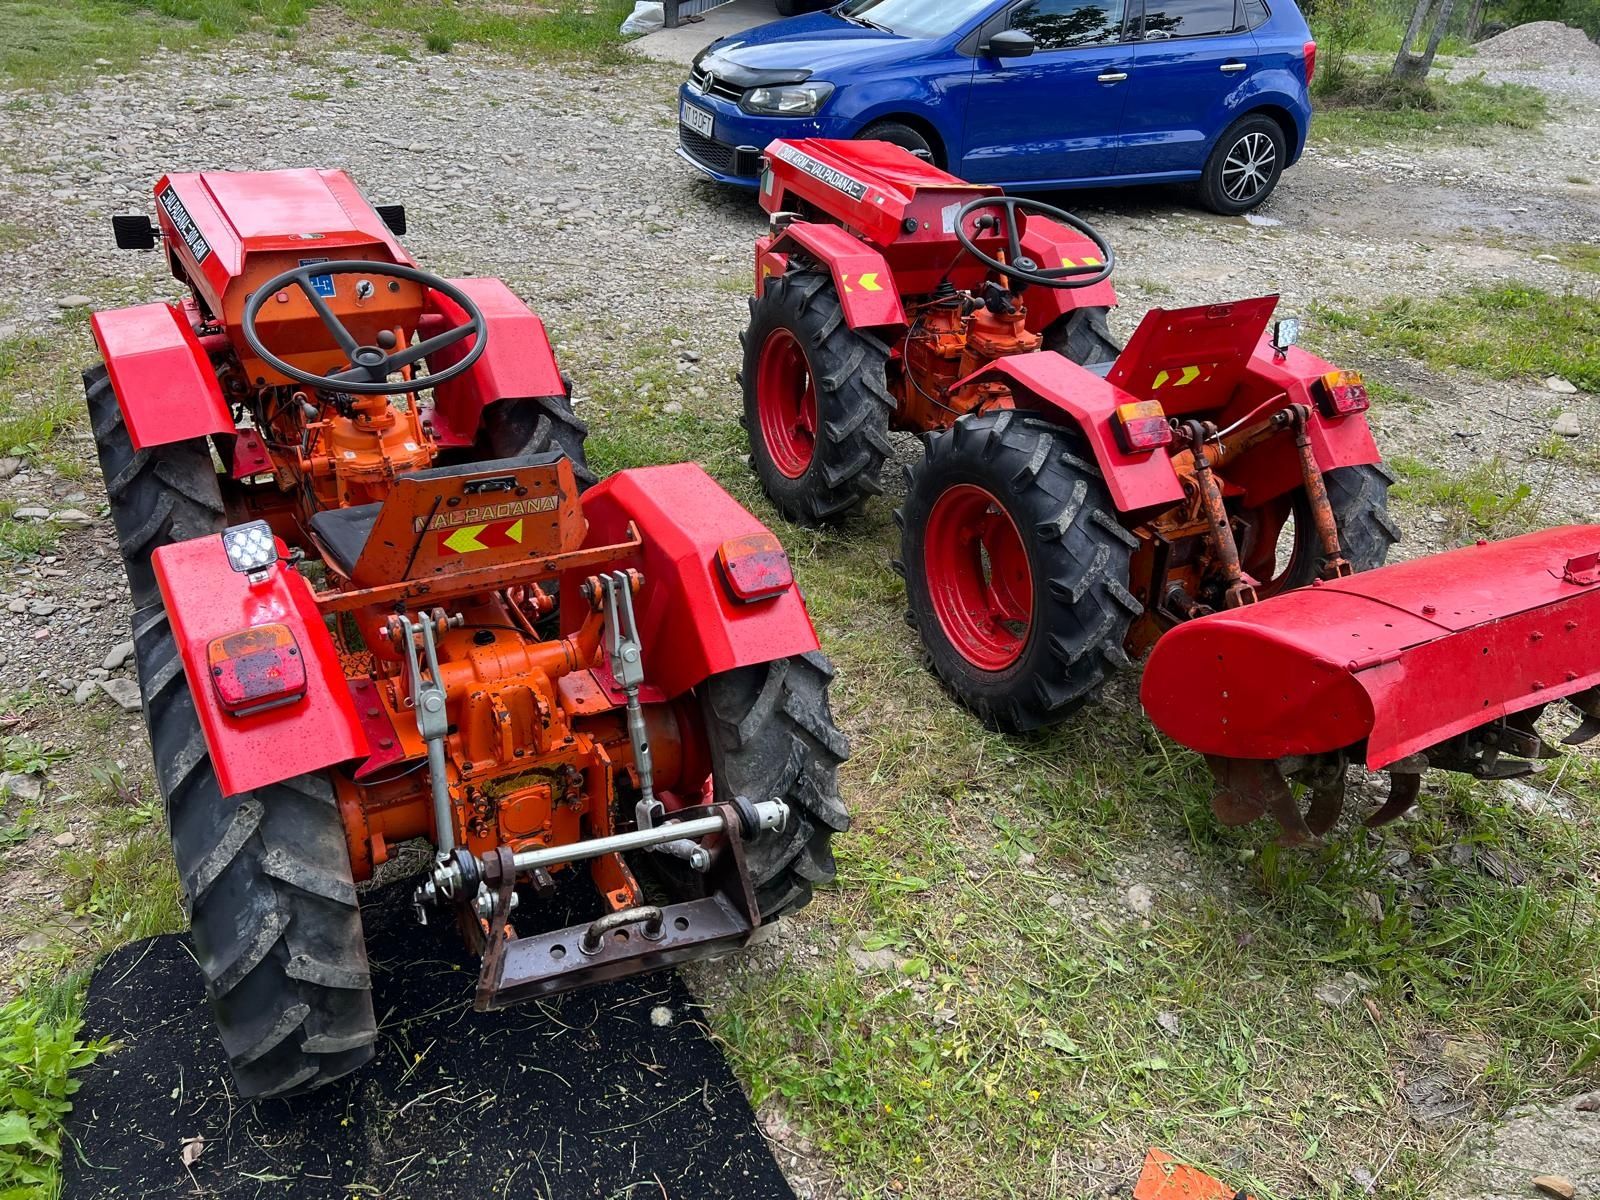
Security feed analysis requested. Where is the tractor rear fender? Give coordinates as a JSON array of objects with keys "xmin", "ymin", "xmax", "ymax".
[
  {"xmin": 153, "ymin": 534, "xmax": 368, "ymax": 799},
  {"xmin": 767, "ymin": 222, "xmax": 907, "ymax": 331},
  {"xmin": 91, "ymin": 303, "xmax": 234, "ymax": 452},
  {"xmin": 1017, "ymin": 216, "xmax": 1119, "ymax": 328},
  {"xmin": 563, "ymin": 463, "xmax": 820, "ymax": 700},
  {"xmin": 1222, "ymin": 341, "xmax": 1383, "ymax": 507},
  {"xmin": 419, "ymin": 278, "xmax": 567, "ymax": 450},
  {"xmin": 1142, "ymin": 525, "xmax": 1600, "ymax": 770},
  {"xmin": 958, "ymin": 352, "xmax": 1185, "ymax": 513}
]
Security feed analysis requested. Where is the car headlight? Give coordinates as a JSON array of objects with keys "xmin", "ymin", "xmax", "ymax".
[{"xmin": 741, "ymin": 82, "xmax": 834, "ymax": 116}]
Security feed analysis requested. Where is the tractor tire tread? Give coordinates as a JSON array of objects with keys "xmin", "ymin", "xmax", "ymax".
[
  {"xmin": 1041, "ymin": 307, "xmax": 1121, "ymax": 367},
  {"xmin": 475, "ymin": 394, "xmax": 595, "ymax": 488}
]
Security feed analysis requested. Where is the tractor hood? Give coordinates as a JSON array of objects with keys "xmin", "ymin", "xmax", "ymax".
[{"xmin": 695, "ymin": 13, "xmax": 920, "ymax": 80}]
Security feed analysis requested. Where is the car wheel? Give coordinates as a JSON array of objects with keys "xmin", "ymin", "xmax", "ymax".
[
  {"xmin": 856, "ymin": 120, "xmax": 938, "ymax": 166},
  {"xmin": 1198, "ymin": 114, "xmax": 1286, "ymax": 215}
]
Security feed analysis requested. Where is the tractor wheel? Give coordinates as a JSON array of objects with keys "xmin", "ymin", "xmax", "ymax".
[
  {"xmin": 700, "ymin": 652, "xmax": 850, "ymax": 920},
  {"xmin": 898, "ymin": 411, "xmax": 1142, "ymax": 733},
  {"xmin": 476, "ymin": 394, "xmax": 595, "ymax": 488},
  {"xmin": 134, "ymin": 603, "xmax": 376, "ymax": 1099},
  {"xmin": 1041, "ymin": 307, "xmax": 1121, "ymax": 367},
  {"xmin": 1240, "ymin": 463, "xmax": 1400, "ymax": 597},
  {"xmin": 740, "ymin": 270, "xmax": 893, "ymax": 526},
  {"xmin": 86, "ymin": 363, "xmax": 226, "ymax": 610}
]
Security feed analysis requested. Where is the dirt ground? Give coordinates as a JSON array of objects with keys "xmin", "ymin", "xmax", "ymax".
[{"xmin": 0, "ymin": 20, "xmax": 1597, "ymax": 1199}]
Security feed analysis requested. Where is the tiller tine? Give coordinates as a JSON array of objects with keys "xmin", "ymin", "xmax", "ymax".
[
  {"xmin": 1363, "ymin": 759, "xmax": 1425, "ymax": 829},
  {"xmin": 1205, "ymin": 755, "xmax": 1341, "ymax": 845},
  {"xmin": 1562, "ymin": 686, "xmax": 1600, "ymax": 746}
]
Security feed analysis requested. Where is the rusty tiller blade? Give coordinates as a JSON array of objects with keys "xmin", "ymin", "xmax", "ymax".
[
  {"xmin": 1563, "ymin": 686, "xmax": 1600, "ymax": 746},
  {"xmin": 1206, "ymin": 756, "xmax": 1277, "ymax": 827},
  {"xmin": 1365, "ymin": 767, "xmax": 1424, "ymax": 828},
  {"xmin": 1301, "ymin": 774, "xmax": 1346, "ymax": 838}
]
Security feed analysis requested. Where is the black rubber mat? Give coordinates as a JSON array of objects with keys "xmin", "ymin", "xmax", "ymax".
[{"xmin": 62, "ymin": 881, "xmax": 795, "ymax": 1200}]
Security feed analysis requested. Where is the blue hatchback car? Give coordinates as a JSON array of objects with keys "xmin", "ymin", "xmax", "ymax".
[{"xmin": 677, "ymin": 0, "xmax": 1317, "ymax": 213}]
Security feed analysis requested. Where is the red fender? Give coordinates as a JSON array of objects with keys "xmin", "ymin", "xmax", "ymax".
[
  {"xmin": 419, "ymin": 277, "xmax": 567, "ymax": 449},
  {"xmin": 153, "ymin": 535, "xmax": 368, "ymax": 798},
  {"xmin": 564, "ymin": 464, "xmax": 820, "ymax": 700},
  {"xmin": 1017, "ymin": 215, "xmax": 1120, "ymax": 329},
  {"xmin": 91, "ymin": 303, "xmax": 234, "ymax": 451},
  {"xmin": 959, "ymin": 353, "xmax": 1185, "ymax": 513},
  {"xmin": 1142, "ymin": 526, "xmax": 1600, "ymax": 770},
  {"xmin": 769, "ymin": 222, "xmax": 908, "ymax": 330}
]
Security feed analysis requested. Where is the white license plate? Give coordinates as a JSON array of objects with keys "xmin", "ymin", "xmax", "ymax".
[{"xmin": 680, "ymin": 99, "xmax": 715, "ymax": 139}]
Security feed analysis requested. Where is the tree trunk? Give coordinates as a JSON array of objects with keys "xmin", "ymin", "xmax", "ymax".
[
  {"xmin": 1393, "ymin": 0, "xmax": 1436, "ymax": 78},
  {"xmin": 1417, "ymin": 0, "xmax": 1460, "ymax": 74},
  {"xmin": 1465, "ymin": 0, "xmax": 1487, "ymax": 42}
]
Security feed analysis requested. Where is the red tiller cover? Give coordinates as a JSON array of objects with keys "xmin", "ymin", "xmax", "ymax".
[{"xmin": 1141, "ymin": 526, "xmax": 1600, "ymax": 770}]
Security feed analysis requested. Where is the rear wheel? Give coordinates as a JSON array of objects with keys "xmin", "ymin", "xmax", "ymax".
[
  {"xmin": 1239, "ymin": 463, "xmax": 1400, "ymax": 597},
  {"xmin": 1041, "ymin": 306, "xmax": 1121, "ymax": 367},
  {"xmin": 135, "ymin": 604, "xmax": 376, "ymax": 1099},
  {"xmin": 1198, "ymin": 114, "xmax": 1286, "ymax": 215},
  {"xmin": 476, "ymin": 393, "xmax": 594, "ymax": 488},
  {"xmin": 741, "ymin": 270, "xmax": 894, "ymax": 526},
  {"xmin": 86, "ymin": 363, "xmax": 226, "ymax": 609},
  {"xmin": 899, "ymin": 411, "xmax": 1141, "ymax": 732},
  {"xmin": 700, "ymin": 652, "xmax": 850, "ymax": 920}
]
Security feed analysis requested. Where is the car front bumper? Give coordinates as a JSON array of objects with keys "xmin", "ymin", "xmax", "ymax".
[{"xmin": 675, "ymin": 84, "xmax": 834, "ymax": 187}]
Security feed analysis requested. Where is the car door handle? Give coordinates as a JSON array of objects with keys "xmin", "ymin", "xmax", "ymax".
[
  {"xmin": 1220, "ymin": 61, "xmax": 1248, "ymax": 72},
  {"xmin": 1098, "ymin": 72, "xmax": 1129, "ymax": 82}
]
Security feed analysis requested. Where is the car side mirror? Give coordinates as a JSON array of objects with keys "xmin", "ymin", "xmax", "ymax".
[{"xmin": 982, "ymin": 28, "xmax": 1037, "ymax": 59}]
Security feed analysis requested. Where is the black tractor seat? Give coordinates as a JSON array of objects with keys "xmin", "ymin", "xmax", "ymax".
[{"xmin": 307, "ymin": 450, "xmax": 568, "ymax": 578}]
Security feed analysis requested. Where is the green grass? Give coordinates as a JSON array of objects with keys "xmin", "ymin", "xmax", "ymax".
[
  {"xmin": 1314, "ymin": 285, "xmax": 1600, "ymax": 393},
  {"xmin": 338, "ymin": 0, "xmax": 634, "ymax": 65},
  {"xmin": 1311, "ymin": 70, "xmax": 1547, "ymax": 145},
  {"xmin": 0, "ymin": 329, "xmax": 87, "ymax": 460},
  {"xmin": 1388, "ymin": 454, "xmax": 1542, "ymax": 539}
]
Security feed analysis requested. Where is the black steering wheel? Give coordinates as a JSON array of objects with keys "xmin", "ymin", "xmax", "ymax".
[
  {"xmin": 242, "ymin": 260, "xmax": 488, "ymax": 395},
  {"xmin": 954, "ymin": 196, "xmax": 1115, "ymax": 290}
]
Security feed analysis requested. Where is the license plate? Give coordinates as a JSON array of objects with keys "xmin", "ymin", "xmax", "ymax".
[{"xmin": 680, "ymin": 99, "xmax": 715, "ymax": 139}]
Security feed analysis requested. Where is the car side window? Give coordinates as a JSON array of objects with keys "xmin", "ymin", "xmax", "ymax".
[
  {"xmin": 1010, "ymin": 0, "xmax": 1129, "ymax": 49},
  {"xmin": 1242, "ymin": 0, "xmax": 1270, "ymax": 28},
  {"xmin": 1139, "ymin": 0, "xmax": 1244, "ymax": 39}
]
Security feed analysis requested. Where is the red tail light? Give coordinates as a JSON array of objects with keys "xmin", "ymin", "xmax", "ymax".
[
  {"xmin": 717, "ymin": 532, "xmax": 794, "ymax": 603},
  {"xmin": 1304, "ymin": 40, "xmax": 1317, "ymax": 86},
  {"xmin": 1115, "ymin": 401, "xmax": 1174, "ymax": 453},
  {"xmin": 1317, "ymin": 369, "xmax": 1369, "ymax": 418},
  {"xmin": 208, "ymin": 623, "xmax": 307, "ymax": 717}
]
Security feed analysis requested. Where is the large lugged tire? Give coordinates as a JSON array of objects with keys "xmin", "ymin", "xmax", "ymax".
[
  {"xmin": 740, "ymin": 271, "xmax": 894, "ymax": 526},
  {"xmin": 86, "ymin": 363, "xmax": 226, "ymax": 609},
  {"xmin": 1041, "ymin": 306, "xmax": 1121, "ymax": 367},
  {"xmin": 700, "ymin": 652, "xmax": 850, "ymax": 921},
  {"xmin": 1240, "ymin": 463, "xmax": 1401, "ymax": 596},
  {"xmin": 898, "ymin": 411, "xmax": 1142, "ymax": 733},
  {"xmin": 134, "ymin": 603, "xmax": 376, "ymax": 1099},
  {"xmin": 477, "ymin": 393, "xmax": 595, "ymax": 488}
]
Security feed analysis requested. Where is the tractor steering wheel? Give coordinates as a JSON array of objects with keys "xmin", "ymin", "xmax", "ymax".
[
  {"xmin": 241, "ymin": 260, "xmax": 488, "ymax": 395},
  {"xmin": 954, "ymin": 196, "xmax": 1115, "ymax": 290}
]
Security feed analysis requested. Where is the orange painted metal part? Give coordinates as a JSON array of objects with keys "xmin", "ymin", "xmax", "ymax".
[{"xmin": 1133, "ymin": 1150, "xmax": 1251, "ymax": 1200}]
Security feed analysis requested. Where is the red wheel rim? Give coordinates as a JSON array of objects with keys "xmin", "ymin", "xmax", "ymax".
[
  {"xmin": 923, "ymin": 484, "xmax": 1034, "ymax": 672},
  {"xmin": 755, "ymin": 329, "xmax": 818, "ymax": 479}
]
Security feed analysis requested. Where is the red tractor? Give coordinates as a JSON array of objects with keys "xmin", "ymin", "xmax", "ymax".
[
  {"xmin": 90, "ymin": 169, "xmax": 849, "ymax": 1099},
  {"xmin": 742, "ymin": 138, "xmax": 1600, "ymax": 842}
]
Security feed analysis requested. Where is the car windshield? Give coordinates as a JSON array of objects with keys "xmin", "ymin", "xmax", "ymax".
[{"xmin": 833, "ymin": 0, "xmax": 998, "ymax": 38}]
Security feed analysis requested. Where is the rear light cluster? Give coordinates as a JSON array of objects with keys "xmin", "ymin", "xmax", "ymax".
[
  {"xmin": 718, "ymin": 532, "xmax": 794, "ymax": 603},
  {"xmin": 207, "ymin": 624, "xmax": 307, "ymax": 717},
  {"xmin": 1304, "ymin": 40, "xmax": 1318, "ymax": 86},
  {"xmin": 1317, "ymin": 369, "xmax": 1370, "ymax": 418},
  {"xmin": 1115, "ymin": 401, "xmax": 1174, "ymax": 453}
]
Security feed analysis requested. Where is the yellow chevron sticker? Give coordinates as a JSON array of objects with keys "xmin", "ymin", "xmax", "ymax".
[
  {"xmin": 1082, "ymin": 256, "xmax": 1102, "ymax": 266},
  {"xmin": 1062, "ymin": 257, "xmax": 1078, "ymax": 267},
  {"xmin": 443, "ymin": 524, "xmax": 489, "ymax": 555},
  {"xmin": 1176, "ymin": 365, "xmax": 1203, "ymax": 386},
  {"xmin": 1152, "ymin": 370, "xmax": 1170, "ymax": 389},
  {"xmin": 858, "ymin": 272, "xmax": 883, "ymax": 292},
  {"xmin": 506, "ymin": 519, "xmax": 524, "ymax": 544}
]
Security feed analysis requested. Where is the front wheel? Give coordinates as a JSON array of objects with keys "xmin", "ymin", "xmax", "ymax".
[
  {"xmin": 1041, "ymin": 306, "xmax": 1121, "ymax": 367},
  {"xmin": 898, "ymin": 411, "xmax": 1142, "ymax": 733},
  {"xmin": 1198, "ymin": 114, "xmax": 1286, "ymax": 215},
  {"xmin": 740, "ymin": 270, "xmax": 894, "ymax": 526},
  {"xmin": 700, "ymin": 652, "xmax": 850, "ymax": 921},
  {"xmin": 475, "ymin": 393, "xmax": 595, "ymax": 488}
]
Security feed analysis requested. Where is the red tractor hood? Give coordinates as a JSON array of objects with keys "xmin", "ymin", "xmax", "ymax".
[{"xmin": 1141, "ymin": 526, "xmax": 1600, "ymax": 770}]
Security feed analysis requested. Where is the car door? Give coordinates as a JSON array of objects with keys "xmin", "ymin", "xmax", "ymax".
[
  {"xmin": 957, "ymin": 0, "xmax": 1136, "ymax": 185},
  {"xmin": 1116, "ymin": 0, "xmax": 1260, "ymax": 177}
]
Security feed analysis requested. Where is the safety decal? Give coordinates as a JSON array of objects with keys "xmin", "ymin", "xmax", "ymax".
[
  {"xmin": 769, "ymin": 142, "xmax": 869, "ymax": 202},
  {"xmin": 157, "ymin": 187, "xmax": 211, "ymax": 263},
  {"xmin": 1151, "ymin": 365, "xmax": 1207, "ymax": 389},
  {"xmin": 436, "ymin": 516, "xmax": 528, "ymax": 557},
  {"xmin": 840, "ymin": 272, "xmax": 884, "ymax": 294}
]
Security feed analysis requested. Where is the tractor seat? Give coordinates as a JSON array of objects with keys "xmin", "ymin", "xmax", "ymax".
[
  {"xmin": 310, "ymin": 503, "xmax": 383, "ymax": 576},
  {"xmin": 307, "ymin": 450, "xmax": 568, "ymax": 577}
]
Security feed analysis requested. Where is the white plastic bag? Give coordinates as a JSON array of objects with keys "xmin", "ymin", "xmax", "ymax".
[{"xmin": 620, "ymin": 2, "xmax": 665, "ymax": 35}]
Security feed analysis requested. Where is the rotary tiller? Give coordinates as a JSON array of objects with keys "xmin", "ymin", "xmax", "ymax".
[
  {"xmin": 89, "ymin": 169, "xmax": 849, "ymax": 1099},
  {"xmin": 741, "ymin": 138, "xmax": 1600, "ymax": 842}
]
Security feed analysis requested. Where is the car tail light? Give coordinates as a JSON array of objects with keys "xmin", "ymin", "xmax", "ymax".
[
  {"xmin": 1304, "ymin": 40, "xmax": 1317, "ymax": 86},
  {"xmin": 1317, "ymin": 369, "xmax": 1370, "ymax": 417},
  {"xmin": 717, "ymin": 532, "xmax": 794, "ymax": 603},
  {"xmin": 1115, "ymin": 401, "xmax": 1174, "ymax": 453},
  {"xmin": 208, "ymin": 623, "xmax": 307, "ymax": 717}
]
